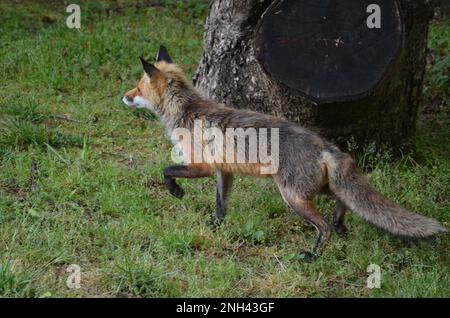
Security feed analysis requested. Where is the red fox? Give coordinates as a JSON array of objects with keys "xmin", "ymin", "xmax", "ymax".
[{"xmin": 122, "ymin": 46, "xmax": 446, "ymax": 261}]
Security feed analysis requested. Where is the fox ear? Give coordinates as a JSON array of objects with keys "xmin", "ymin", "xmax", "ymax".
[
  {"xmin": 140, "ymin": 56, "xmax": 160, "ymax": 77},
  {"xmin": 156, "ymin": 45, "xmax": 173, "ymax": 64}
]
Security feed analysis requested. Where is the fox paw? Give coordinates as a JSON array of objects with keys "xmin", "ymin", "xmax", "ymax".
[
  {"xmin": 298, "ymin": 251, "xmax": 318, "ymax": 262},
  {"xmin": 167, "ymin": 183, "xmax": 184, "ymax": 199},
  {"xmin": 333, "ymin": 224, "xmax": 348, "ymax": 238},
  {"xmin": 207, "ymin": 215, "xmax": 223, "ymax": 230},
  {"xmin": 170, "ymin": 185, "xmax": 184, "ymax": 199},
  {"xmin": 164, "ymin": 177, "xmax": 185, "ymax": 199}
]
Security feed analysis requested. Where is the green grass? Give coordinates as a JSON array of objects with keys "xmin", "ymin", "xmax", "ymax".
[{"xmin": 0, "ymin": 1, "xmax": 448, "ymax": 297}]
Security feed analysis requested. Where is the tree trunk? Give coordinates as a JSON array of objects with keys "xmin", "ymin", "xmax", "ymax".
[{"xmin": 193, "ymin": 0, "xmax": 434, "ymax": 152}]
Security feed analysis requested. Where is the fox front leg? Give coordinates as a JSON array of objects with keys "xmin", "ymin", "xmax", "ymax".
[
  {"xmin": 163, "ymin": 164, "xmax": 213, "ymax": 199},
  {"xmin": 209, "ymin": 171, "xmax": 234, "ymax": 229}
]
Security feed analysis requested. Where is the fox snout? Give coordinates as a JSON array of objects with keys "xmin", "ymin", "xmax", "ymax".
[
  {"xmin": 122, "ymin": 89, "xmax": 151, "ymax": 109},
  {"xmin": 122, "ymin": 95, "xmax": 134, "ymax": 107}
]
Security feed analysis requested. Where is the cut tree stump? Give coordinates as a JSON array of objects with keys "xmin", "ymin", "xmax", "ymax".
[{"xmin": 193, "ymin": 0, "xmax": 434, "ymax": 152}]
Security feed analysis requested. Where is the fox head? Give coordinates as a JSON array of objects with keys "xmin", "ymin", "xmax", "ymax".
[{"xmin": 122, "ymin": 45, "xmax": 190, "ymax": 116}]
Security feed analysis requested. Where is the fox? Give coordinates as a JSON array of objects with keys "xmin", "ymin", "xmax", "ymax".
[{"xmin": 122, "ymin": 45, "xmax": 446, "ymax": 261}]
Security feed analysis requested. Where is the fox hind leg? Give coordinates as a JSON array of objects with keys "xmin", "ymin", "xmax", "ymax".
[
  {"xmin": 209, "ymin": 170, "xmax": 233, "ymax": 229},
  {"xmin": 277, "ymin": 185, "xmax": 332, "ymax": 261},
  {"xmin": 332, "ymin": 199, "xmax": 348, "ymax": 237}
]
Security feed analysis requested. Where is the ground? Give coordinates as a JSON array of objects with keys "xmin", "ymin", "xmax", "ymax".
[{"xmin": 0, "ymin": 1, "xmax": 448, "ymax": 297}]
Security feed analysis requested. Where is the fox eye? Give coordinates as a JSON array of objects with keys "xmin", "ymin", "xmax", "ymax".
[
  {"xmin": 137, "ymin": 87, "xmax": 141, "ymax": 93},
  {"xmin": 167, "ymin": 79, "xmax": 173, "ymax": 87}
]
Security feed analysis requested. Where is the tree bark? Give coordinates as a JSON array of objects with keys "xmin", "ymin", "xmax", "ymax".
[{"xmin": 194, "ymin": 0, "xmax": 434, "ymax": 152}]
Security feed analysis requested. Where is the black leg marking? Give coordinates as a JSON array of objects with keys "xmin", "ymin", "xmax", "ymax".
[
  {"xmin": 209, "ymin": 171, "xmax": 233, "ymax": 229},
  {"xmin": 163, "ymin": 164, "xmax": 212, "ymax": 199},
  {"xmin": 332, "ymin": 199, "xmax": 348, "ymax": 237},
  {"xmin": 164, "ymin": 175, "xmax": 185, "ymax": 199}
]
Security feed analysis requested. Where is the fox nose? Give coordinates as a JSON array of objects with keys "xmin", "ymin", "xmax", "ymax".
[{"xmin": 122, "ymin": 95, "xmax": 134, "ymax": 107}]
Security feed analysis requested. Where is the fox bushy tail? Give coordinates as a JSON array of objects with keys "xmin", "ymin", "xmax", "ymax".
[{"xmin": 324, "ymin": 151, "xmax": 446, "ymax": 238}]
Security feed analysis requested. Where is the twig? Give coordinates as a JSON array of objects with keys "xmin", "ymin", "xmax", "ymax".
[
  {"xmin": 127, "ymin": 154, "xmax": 135, "ymax": 167},
  {"xmin": 51, "ymin": 114, "xmax": 84, "ymax": 124},
  {"xmin": 45, "ymin": 143, "xmax": 70, "ymax": 164},
  {"xmin": 315, "ymin": 272, "xmax": 324, "ymax": 287},
  {"xmin": 273, "ymin": 254, "xmax": 287, "ymax": 272},
  {"xmin": 328, "ymin": 278, "xmax": 364, "ymax": 288},
  {"xmin": 30, "ymin": 158, "xmax": 38, "ymax": 192}
]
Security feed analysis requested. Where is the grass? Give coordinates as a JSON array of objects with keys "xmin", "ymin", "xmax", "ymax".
[{"xmin": 0, "ymin": 1, "xmax": 448, "ymax": 297}]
